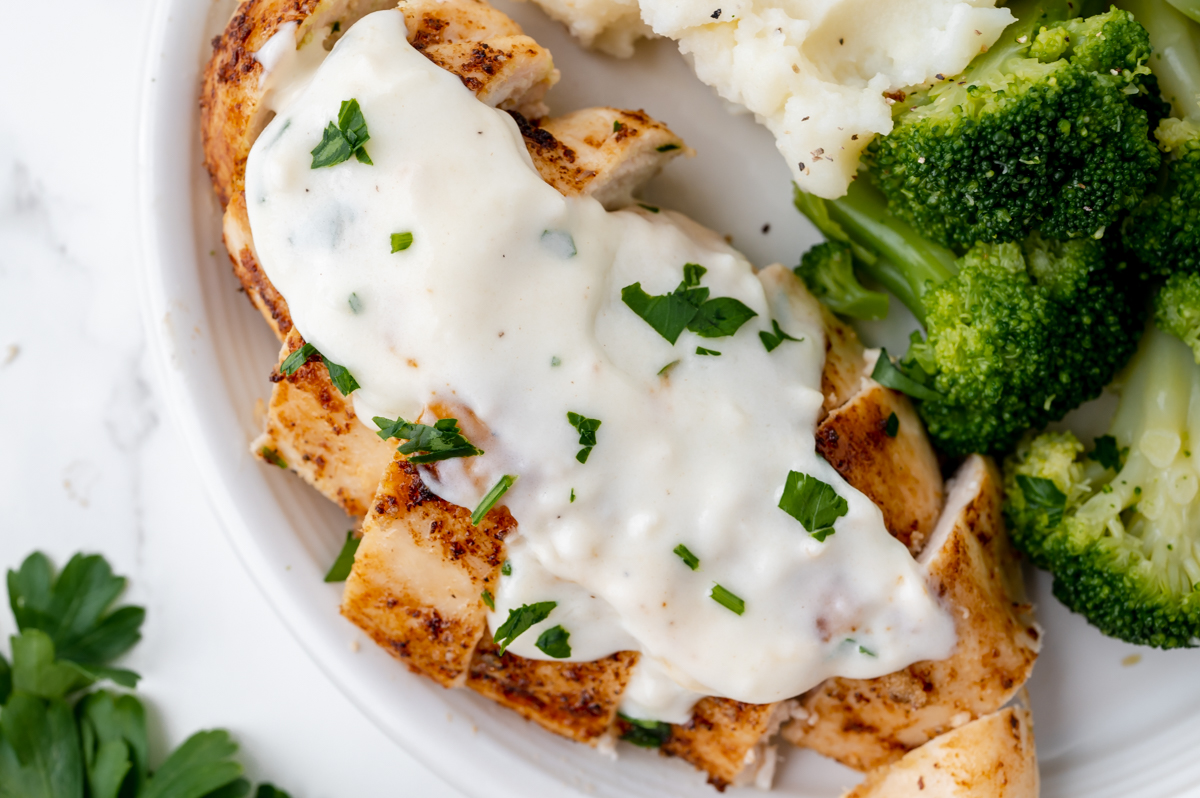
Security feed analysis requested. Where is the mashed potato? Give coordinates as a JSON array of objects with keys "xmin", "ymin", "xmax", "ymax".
[{"xmin": 525, "ymin": 0, "xmax": 1014, "ymax": 198}]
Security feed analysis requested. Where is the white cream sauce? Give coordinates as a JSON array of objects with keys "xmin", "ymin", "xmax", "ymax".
[{"xmin": 245, "ymin": 10, "xmax": 956, "ymax": 720}]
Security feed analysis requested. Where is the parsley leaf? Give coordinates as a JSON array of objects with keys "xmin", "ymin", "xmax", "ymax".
[
  {"xmin": 322, "ymin": 358, "xmax": 360, "ymax": 395},
  {"xmin": 535, "ymin": 625, "xmax": 571, "ymax": 658},
  {"xmin": 1016, "ymin": 475, "xmax": 1067, "ymax": 528},
  {"xmin": 695, "ymin": 347, "xmax": 720, "ymax": 356},
  {"xmin": 709, "ymin": 584, "xmax": 745, "ymax": 615},
  {"xmin": 657, "ymin": 360, "xmax": 680, "ymax": 376},
  {"xmin": 323, "ymin": 532, "xmax": 360, "ymax": 583},
  {"xmin": 493, "ymin": 601, "xmax": 555, "ymax": 654},
  {"xmin": 390, "ymin": 232, "xmax": 413, "ymax": 253},
  {"xmin": 256, "ymin": 785, "xmax": 293, "ymax": 798},
  {"xmin": 778, "ymin": 471, "xmax": 848, "ymax": 541},
  {"xmin": 638, "ymin": 204, "xmax": 660, "ymax": 213},
  {"xmin": 140, "ymin": 730, "xmax": 245, "ymax": 798},
  {"xmin": 279, "ymin": 343, "xmax": 318, "ymax": 376},
  {"xmin": 567, "ymin": 412, "xmax": 602, "ymax": 463},
  {"xmin": 871, "ymin": 349, "xmax": 943, "ymax": 402},
  {"xmin": 673, "ymin": 544, "xmax": 699, "ymax": 570},
  {"xmin": 619, "ymin": 715, "xmax": 672, "ymax": 748},
  {"xmin": 620, "ymin": 282, "xmax": 706, "ymax": 344},
  {"xmin": 759, "ymin": 319, "xmax": 802, "ymax": 352},
  {"xmin": 311, "ymin": 99, "xmax": 372, "ymax": 168},
  {"xmin": 8, "ymin": 552, "xmax": 144, "ymax": 678},
  {"xmin": 471, "ymin": 475, "xmax": 517, "ymax": 526},
  {"xmin": 78, "ymin": 690, "xmax": 149, "ymax": 798},
  {"xmin": 1089, "ymin": 435, "xmax": 1126, "ymax": 472},
  {"xmin": 884, "ymin": 412, "xmax": 899, "ymax": 438},
  {"xmin": 310, "ymin": 123, "xmax": 352, "ymax": 170},
  {"xmin": 656, "ymin": 143, "xmax": 681, "ymax": 152},
  {"xmin": 481, "ymin": 590, "xmax": 494, "ymax": 610},
  {"xmin": 373, "ymin": 416, "xmax": 483, "ymax": 464},
  {"xmin": 687, "ymin": 297, "xmax": 757, "ymax": 338},
  {"xmin": 0, "ymin": 654, "xmax": 9, "ymax": 705},
  {"xmin": 0, "ymin": 692, "xmax": 83, "ymax": 798},
  {"xmin": 501, "ymin": 561, "xmax": 512, "ymax": 577},
  {"xmin": 278, "ymin": 342, "xmax": 359, "ymax": 396}
]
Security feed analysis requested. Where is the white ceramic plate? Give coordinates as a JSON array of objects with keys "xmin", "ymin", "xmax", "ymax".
[{"xmin": 137, "ymin": 0, "xmax": 1200, "ymax": 795}]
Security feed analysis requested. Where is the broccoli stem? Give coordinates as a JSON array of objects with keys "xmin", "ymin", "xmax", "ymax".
[
  {"xmin": 1116, "ymin": 0, "xmax": 1200, "ymax": 120},
  {"xmin": 815, "ymin": 180, "xmax": 958, "ymax": 325}
]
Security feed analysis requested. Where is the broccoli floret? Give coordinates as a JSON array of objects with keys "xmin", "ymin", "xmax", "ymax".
[
  {"xmin": 1005, "ymin": 312, "xmax": 1200, "ymax": 647},
  {"xmin": 794, "ymin": 241, "xmax": 890, "ymax": 320},
  {"xmin": 1116, "ymin": 0, "xmax": 1200, "ymax": 275},
  {"xmin": 797, "ymin": 180, "xmax": 1145, "ymax": 455},
  {"xmin": 1155, "ymin": 271, "xmax": 1200, "ymax": 359},
  {"xmin": 865, "ymin": 0, "xmax": 1161, "ymax": 251}
]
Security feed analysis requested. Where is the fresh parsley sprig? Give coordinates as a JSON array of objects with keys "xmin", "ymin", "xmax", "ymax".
[
  {"xmin": 323, "ymin": 531, "xmax": 360, "ymax": 583},
  {"xmin": 778, "ymin": 470, "xmax": 848, "ymax": 542},
  {"xmin": 373, "ymin": 415, "xmax": 484, "ymax": 464},
  {"xmin": 759, "ymin": 319, "xmax": 802, "ymax": 352},
  {"xmin": 0, "ymin": 552, "xmax": 290, "ymax": 798},
  {"xmin": 621, "ymin": 264, "xmax": 757, "ymax": 344},
  {"xmin": 311, "ymin": 98, "xmax": 372, "ymax": 168},
  {"xmin": 279, "ymin": 342, "xmax": 361, "ymax": 396},
  {"xmin": 471, "ymin": 475, "xmax": 517, "ymax": 526},
  {"xmin": 871, "ymin": 348, "xmax": 942, "ymax": 402}
]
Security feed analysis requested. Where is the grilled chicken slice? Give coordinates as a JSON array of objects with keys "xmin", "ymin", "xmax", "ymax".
[
  {"xmin": 816, "ymin": 377, "xmax": 943, "ymax": 555},
  {"xmin": 844, "ymin": 707, "xmax": 1039, "ymax": 798},
  {"xmin": 653, "ymin": 699, "xmax": 794, "ymax": 790},
  {"xmin": 783, "ymin": 456, "xmax": 1040, "ymax": 771},
  {"xmin": 252, "ymin": 331, "xmax": 394, "ymax": 516},
  {"xmin": 342, "ymin": 454, "xmax": 513, "ymax": 686},
  {"xmin": 515, "ymin": 107, "xmax": 690, "ymax": 209},
  {"xmin": 401, "ymin": 0, "xmax": 559, "ymax": 117},
  {"xmin": 468, "ymin": 638, "xmax": 639, "ymax": 743}
]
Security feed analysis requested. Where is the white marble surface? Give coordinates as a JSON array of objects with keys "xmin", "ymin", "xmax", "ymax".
[{"xmin": 0, "ymin": 1, "xmax": 464, "ymax": 793}]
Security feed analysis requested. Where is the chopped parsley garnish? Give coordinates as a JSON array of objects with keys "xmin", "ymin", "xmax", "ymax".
[
  {"xmin": 656, "ymin": 143, "xmax": 681, "ymax": 152},
  {"xmin": 471, "ymin": 474, "xmax": 517, "ymax": 525},
  {"xmin": 710, "ymin": 584, "xmax": 745, "ymax": 615},
  {"xmin": 331, "ymin": 20, "xmax": 341, "ymax": 32},
  {"xmin": 638, "ymin": 203, "xmax": 661, "ymax": 213},
  {"xmin": 310, "ymin": 98, "xmax": 372, "ymax": 168},
  {"xmin": 323, "ymin": 359, "xmax": 361, "ymax": 395},
  {"xmin": 619, "ymin": 714, "xmax": 672, "ymax": 748},
  {"xmin": 884, "ymin": 412, "xmax": 900, "ymax": 438},
  {"xmin": 570, "ymin": 488, "xmax": 576, "ymax": 503},
  {"xmin": 778, "ymin": 470, "xmax": 848, "ymax": 542},
  {"xmin": 622, "ymin": 263, "xmax": 755, "ymax": 344},
  {"xmin": 279, "ymin": 342, "xmax": 360, "ymax": 395},
  {"xmin": 551, "ymin": 356, "xmax": 562, "ymax": 367},
  {"xmin": 759, "ymin": 319, "xmax": 803, "ymax": 352},
  {"xmin": 348, "ymin": 292, "xmax": 363, "ymax": 313},
  {"xmin": 390, "ymin": 232, "xmax": 414, "ymax": 252},
  {"xmin": 658, "ymin": 360, "xmax": 680, "ymax": 376},
  {"xmin": 501, "ymin": 560, "xmax": 512, "ymax": 576},
  {"xmin": 567, "ymin": 412, "xmax": 602, "ymax": 463},
  {"xmin": 673, "ymin": 544, "xmax": 700, "ymax": 570},
  {"xmin": 695, "ymin": 347, "xmax": 721, "ymax": 356},
  {"xmin": 373, "ymin": 415, "xmax": 484, "ymax": 464},
  {"xmin": 540, "ymin": 229, "xmax": 577, "ymax": 258},
  {"xmin": 323, "ymin": 531, "xmax": 360, "ymax": 582},
  {"xmin": 859, "ymin": 645, "xmax": 877, "ymax": 657},
  {"xmin": 481, "ymin": 590, "xmax": 495, "ymax": 610},
  {"xmin": 280, "ymin": 343, "xmax": 318, "ymax": 375},
  {"xmin": 493, "ymin": 600, "xmax": 555, "ymax": 654},
  {"xmin": 1088, "ymin": 435, "xmax": 1126, "ymax": 471},
  {"xmin": 688, "ymin": 297, "xmax": 757, "ymax": 339},
  {"xmin": 613, "ymin": 120, "xmax": 625, "ymax": 132},
  {"xmin": 1016, "ymin": 474, "xmax": 1067, "ymax": 528},
  {"xmin": 259, "ymin": 446, "xmax": 287, "ymax": 469},
  {"xmin": 871, "ymin": 348, "xmax": 943, "ymax": 402},
  {"xmin": 535, "ymin": 625, "xmax": 572, "ymax": 658}
]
